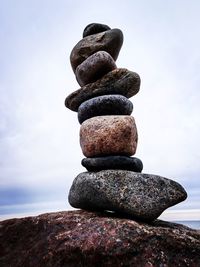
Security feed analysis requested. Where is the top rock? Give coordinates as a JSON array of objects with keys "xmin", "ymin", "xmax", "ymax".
[
  {"xmin": 70, "ymin": 28, "xmax": 123, "ymax": 72},
  {"xmin": 83, "ymin": 23, "xmax": 111, "ymax": 38}
]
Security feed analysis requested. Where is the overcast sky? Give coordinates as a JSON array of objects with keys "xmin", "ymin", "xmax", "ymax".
[{"xmin": 0, "ymin": 0, "xmax": 200, "ymax": 220}]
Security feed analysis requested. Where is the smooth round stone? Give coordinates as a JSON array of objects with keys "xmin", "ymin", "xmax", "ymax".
[
  {"xmin": 80, "ymin": 115, "xmax": 138, "ymax": 157},
  {"xmin": 78, "ymin": 95, "xmax": 133, "ymax": 124},
  {"xmin": 75, "ymin": 51, "xmax": 117, "ymax": 86},
  {"xmin": 83, "ymin": 23, "xmax": 111, "ymax": 38},
  {"xmin": 68, "ymin": 170, "xmax": 187, "ymax": 221},
  {"xmin": 81, "ymin": 156, "xmax": 143, "ymax": 172},
  {"xmin": 65, "ymin": 68, "xmax": 140, "ymax": 112},
  {"xmin": 70, "ymin": 28, "xmax": 123, "ymax": 72}
]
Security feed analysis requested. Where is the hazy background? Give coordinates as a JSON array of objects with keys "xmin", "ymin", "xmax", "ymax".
[{"xmin": 0, "ymin": 0, "xmax": 200, "ymax": 221}]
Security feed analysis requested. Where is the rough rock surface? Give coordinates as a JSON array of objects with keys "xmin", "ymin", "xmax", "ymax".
[
  {"xmin": 82, "ymin": 155, "xmax": 143, "ymax": 172},
  {"xmin": 65, "ymin": 68, "xmax": 140, "ymax": 111},
  {"xmin": 1, "ymin": 210, "xmax": 199, "ymax": 267},
  {"xmin": 83, "ymin": 23, "xmax": 111, "ymax": 38},
  {"xmin": 80, "ymin": 116, "xmax": 138, "ymax": 157},
  {"xmin": 69, "ymin": 170, "xmax": 187, "ymax": 221},
  {"xmin": 75, "ymin": 51, "xmax": 116, "ymax": 86},
  {"xmin": 78, "ymin": 94, "xmax": 133, "ymax": 123},
  {"xmin": 70, "ymin": 28, "xmax": 123, "ymax": 72}
]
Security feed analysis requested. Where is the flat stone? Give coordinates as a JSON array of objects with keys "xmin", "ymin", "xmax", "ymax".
[
  {"xmin": 78, "ymin": 95, "xmax": 133, "ymax": 124},
  {"xmin": 81, "ymin": 156, "xmax": 143, "ymax": 172},
  {"xmin": 68, "ymin": 170, "xmax": 187, "ymax": 221},
  {"xmin": 65, "ymin": 68, "xmax": 140, "ymax": 112},
  {"xmin": 70, "ymin": 28, "xmax": 123, "ymax": 72},
  {"xmin": 83, "ymin": 23, "xmax": 111, "ymax": 38},
  {"xmin": 75, "ymin": 51, "xmax": 116, "ymax": 86},
  {"xmin": 80, "ymin": 116, "xmax": 138, "ymax": 157},
  {"xmin": 1, "ymin": 210, "xmax": 199, "ymax": 267}
]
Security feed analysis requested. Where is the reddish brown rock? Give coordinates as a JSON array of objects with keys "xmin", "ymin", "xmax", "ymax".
[
  {"xmin": 80, "ymin": 115, "xmax": 138, "ymax": 157},
  {"xmin": 0, "ymin": 210, "xmax": 199, "ymax": 267},
  {"xmin": 75, "ymin": 51, "xmax": 117, "ymax": 86},
  {"xmin": 70, "ymin": 28, "xmax": 123, "ymax": 72},
  {"xmin": 65, "ymin": 68, "xmax": 140, "ymax": 112}
]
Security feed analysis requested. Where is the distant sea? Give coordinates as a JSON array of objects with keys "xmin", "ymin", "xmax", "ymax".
[{"xmin": 175, "ymin": 221, "xmax": 200, "ymax": 230}]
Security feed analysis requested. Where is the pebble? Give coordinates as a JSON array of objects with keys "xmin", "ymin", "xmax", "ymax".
[
  {"xmin": 80, "ymin": 116, "xmax": 138, "ymax": 157},
  {"xmin": 78, "ymin": 95, "xmax": 133, "ymax": 124},
  {"xmin": 81, "ymin": 156, "xmax": 143, "ymax": 172},
  {"xmin": 70, "ymin": 29, "xmax": 123, "ymax": 72},
  {"xmin": 83, "ymin": 23, "xmax": 111, "ymax": 38},
  {"xmin": 75, "ymin": 51, "xmax": 116, "ymax": 86},
  {"xmin": 65, "ymin": 68, "xmax": 140, "ymax": 112},
  {"xmin": 68, "ymin": 170, "xmax": 187, "ymax": 221}
]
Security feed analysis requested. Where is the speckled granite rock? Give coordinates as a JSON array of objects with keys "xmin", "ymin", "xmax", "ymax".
[
  {"xmin": 75, "ymin": 51, "xmax": 116, "ymax": 86},
  {"xmin": 65, "ymin": 68, "xmax": 140, "ymax": 111},
  {"xmin": 80, "ymin": 116, "xmax": 138, "ymax": 157},
  {"xmin": 82, "ymin": 156, "xmax": 143, "ymax": 172},
  {"xmin": 83, "ymin": 23, "xmax": 111, "ymax": 38},
  {"xmin": 70, "ymin": 28, "xmax": 123, "ymax": 72},
  {"xmin": 1, "ymin": 210, "xmax": 199, "ymax": 267},
  {"xmin": 78, "ymin": 94, "xmax": 133, "ymax": 123},
  {"xmin": 69, "ymin": 170, "xmax": 187, "ymax": 221}
]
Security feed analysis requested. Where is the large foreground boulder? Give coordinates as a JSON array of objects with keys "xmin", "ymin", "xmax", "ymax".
[{"xmin": 0, "ymin": 210, "xmax": 199, "ymax": 267}]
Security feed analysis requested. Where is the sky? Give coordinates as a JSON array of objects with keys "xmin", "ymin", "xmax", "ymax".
[{"xmin": 0, "ymin": 0, "xmax": 200, "ymax": 221}]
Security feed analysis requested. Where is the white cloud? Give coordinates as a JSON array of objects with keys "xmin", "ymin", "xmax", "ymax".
[{"xmin": 0, "ymin": 0, "xmax": 199, "ymax": 217}]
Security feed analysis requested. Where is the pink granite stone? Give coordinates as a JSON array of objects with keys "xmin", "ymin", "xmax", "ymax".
[{"xmin": 80, "ymin": 115, "xmax": 138, "ymax": 157}]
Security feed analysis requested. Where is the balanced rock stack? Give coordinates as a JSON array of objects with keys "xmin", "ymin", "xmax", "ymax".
[{"xmin": 65, "ymin": 23, "xmax": 187, "ymax": 221}]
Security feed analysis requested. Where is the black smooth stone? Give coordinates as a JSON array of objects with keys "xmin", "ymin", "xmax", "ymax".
[
  {"xmin": 78, "ymin": 95, "xmax": 133, "ymax": 124},
  {"xmin": 83, "ymin": 23, "xmax": 111, "ymax": 38},
  {"xmin": 81, "ymin": 156, "xmax": 143, "ymax": 172}
]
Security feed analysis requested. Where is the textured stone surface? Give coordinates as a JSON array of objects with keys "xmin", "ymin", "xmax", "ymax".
[
  {"xmin": 75, "ymin": 51, "xmax": 116, "ymax": 86},
  {"xmin": 80, "ymin": 116, "xmax": 138, "ymax": 157},
  {"xmin": 69, "ymin": 170, "xmax": 187, "ymax": 221},
  {"xmin": 1, "ymin": 210, "xmax": 199, "ymax": 267},
  {"xmin": 82, "ymin": 156, "xmax": 143, "ymax": 172},
  {"xmin": 78, "ymin": 94, "xmax": 133, "ymax": 123},
  {"xmin": 83, "ymin": 23, "xmax": 111, "ymax": 38},
  {"xmin": 70, "ymin": 28, "xmax": 123, "ymax": 72},
  {"xmin": 65, "ymin": 68, "xmax": 140, "ymax": 111}
]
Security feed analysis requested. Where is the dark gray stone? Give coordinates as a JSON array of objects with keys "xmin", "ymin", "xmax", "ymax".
[
  {"xmin": 78, "ymin": 95, "xmax": 133, "ymax": 123},
  {"xmin": 81, "ymin": 156, "xmax": 143, "ymax": 172},
  {"xmin": 68, "ymin": 170, "xmax": 187, "ymax": 221},
  {"xmin": 83, "ymin": 23, "xmax": 111, "ymax": 38},
  {"xmin": 75, "ymin": 51, "xmax": 116, "ymax": 86},
  {"xmin": 70, "ymin": 28, "xmax": 123, "ymax": 72},
  {"xmin": 65, "ymin": 68, "xmax": 140, "ymax": 112}
]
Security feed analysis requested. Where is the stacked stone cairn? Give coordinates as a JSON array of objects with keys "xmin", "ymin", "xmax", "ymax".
[{"xmin": 65, "ymin": 23, "xmax": 187, "ymax": 221}]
